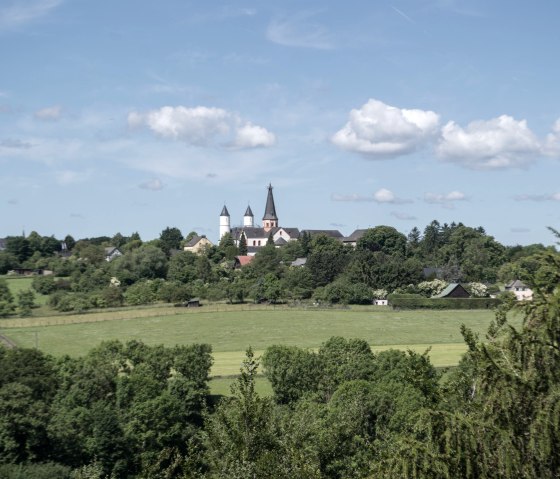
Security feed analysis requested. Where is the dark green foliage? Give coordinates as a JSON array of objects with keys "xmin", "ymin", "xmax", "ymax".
[
  {"xmin": 17, "ymin": 289, "xmax": 35, "ymax": 316},
  {"xmin": 262, "ymin": 346, "xmax": 321, "ymax": 404},
  {"xmin": 238, "ymin": 234, "xmax": 248, "ymax": 256},
  {"xmin": 0, "ymin": 252, "xmax": 19, "ymax": 275},
  {"xmin": 159, "ymin": 227, "xmax": 184, "ymax": 254},
  {"xmin": 0, "ymin": 462, "xmax": 72, "ymax": 479},
  {"xmin": 388, "ymin": 295, "xmax": 502, "ymax": 309},
  {"xmin": 0, "ymin": 279, "xmax": 15, "ymax": 317}
]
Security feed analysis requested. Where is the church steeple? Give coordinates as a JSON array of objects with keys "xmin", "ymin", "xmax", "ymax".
[
  {"xmin": 219, "ymin": 205, "xmax": 230, "ymax": 239},
  {"xmin": 244, "ymin": 205, "xmax": 254, "ymax": 227},
  {"xmin": 262, "ymin": 183, "xmax": 278, "ymax": 232}
]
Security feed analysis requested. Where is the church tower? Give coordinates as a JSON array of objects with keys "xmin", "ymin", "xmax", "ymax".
[
  {"xmin": 262, "ymin": 183, "xmax": 278, "ymax": 232},
  {"xmin": 219, "ymin": 205, "xmax": 231, "ymax": 239},
  {"xmin": 244, "ymin": 205, "xmax": 254, "ymax": 227}
]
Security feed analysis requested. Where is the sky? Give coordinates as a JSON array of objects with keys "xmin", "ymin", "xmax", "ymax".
[{"xmin": 1, "ymin": 0, "xmax": 559, "ymax": 246}]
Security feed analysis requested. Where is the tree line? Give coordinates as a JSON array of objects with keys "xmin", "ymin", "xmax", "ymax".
[{"xmin": 0, "ymin": 222, "xmax": 556, "ymax": 315}]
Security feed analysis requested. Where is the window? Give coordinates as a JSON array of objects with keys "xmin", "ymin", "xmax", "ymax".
[{"xmin": 258, "ymin": 240, "xmax": 261, "ymax": 246}]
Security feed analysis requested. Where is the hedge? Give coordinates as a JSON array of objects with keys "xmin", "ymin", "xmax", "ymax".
[{"xmin": 388, "ymin": 295, "xmax": 502, "ymax": 310}]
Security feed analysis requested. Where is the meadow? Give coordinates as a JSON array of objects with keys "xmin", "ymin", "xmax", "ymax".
[{"xmin": 1, "ymin": 275, "xmax": 522, "ymax": 395}]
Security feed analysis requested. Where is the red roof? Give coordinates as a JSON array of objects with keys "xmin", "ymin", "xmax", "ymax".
[{"xmin": 235, "ymin": 255, "xmax": 254, "ymax": 266}]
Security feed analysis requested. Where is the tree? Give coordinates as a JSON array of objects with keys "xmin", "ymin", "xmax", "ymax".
[
  {"xmin": 159, "ymin": 227, "xmax": 183, "ymax": 254},
  {"xmin": 17, "ymin": 289, "xmax": 35, "ymax": 317},
  {"xmin": 206, "ymin": 348, "xmax": 283, "ymax": 478},
  {"xmin": 6, "ymin": 236, "xmax": 32, "ymax": 263},
  {"xmin": 357, "ymin": 226, "xmax": 407, "ymax": 257},
  {"xmin": 238, "ymin": 235, "xmax": 248, "ymax": 256},
  {"xmin": 0, "ymin": 278, "xmax": 15, "ymax": 317}
]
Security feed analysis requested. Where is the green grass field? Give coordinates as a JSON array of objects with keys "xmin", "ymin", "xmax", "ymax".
[
  {"xmin": 1, "ymin": 304, "xmax": 523, "ymax": 376},
  {"xmin": 3, "ymin": 276, "xmax": 49, "ymax": 306}
]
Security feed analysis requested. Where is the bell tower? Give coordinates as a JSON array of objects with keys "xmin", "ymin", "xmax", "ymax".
[{"xmin": 262, "ymin": 183, "xmax": 278, "ymax": 232}]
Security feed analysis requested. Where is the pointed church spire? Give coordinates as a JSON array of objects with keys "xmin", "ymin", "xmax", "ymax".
[
  {"xmin": 263, "ymin": 183, "xmax": 278, "ymax": 221},
  {"xmin": 244, "ymin": 205, "xmax": 254, "ymax": 217},
  {"xmin": 220, "ymin": 205, "xmax": 230, "ymax": 217},
  {"xmin": 262, "ymin": 183, "xmax": 278, "ymax": 232}
]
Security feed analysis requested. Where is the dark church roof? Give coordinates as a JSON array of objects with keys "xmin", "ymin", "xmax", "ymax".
[
  {"xmin": 263, "ymin": 183, "xmax": 278, "ymax": 220},
  {"xmin": 220, "ymin": 205, "xmax": 230, "ymax": 216},
  {"xmin": 244, "ymin": 205, "xmax": 254, "ymax": 217},
  {"xmin": 301, "ymin": 229, "xmax": 344, "ymax": 239}
]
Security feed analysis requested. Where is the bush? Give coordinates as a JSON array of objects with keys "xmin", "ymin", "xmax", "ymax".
[
  {"xmin": 32, "ymin": 276, "xmax": 57, "ymax": 294},
  {"xmin": 388, "ymin": 295, "xmax": 502, "ymax": 310},
  {"xmin": 0, "ymin": 462, "xmax": 72, "ymax": 479},
  {"xmin": 124, "ymin": 279, "xmax": 162, "ymax": 305}
]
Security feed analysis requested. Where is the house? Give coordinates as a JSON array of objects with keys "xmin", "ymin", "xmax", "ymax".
[
  {"xmin": 104, "ymin": 246, "xmax": 123, "ymax": 262},
  {"xmin": 184, "ymin": 235, "xmax": 213, "ymax": 254},
  {"xmin": 504, "ymin": 280, "xmax": 533, "ymax": 301},
  {"xmin": 234, "ymin": 255, "xmax": 254, "ymax": 268},
  {"xmin": 432, "ymin": 283, "xmax": 470, "ymax": 298},
  {"xmin": 291, "ymin": 257, "xmax": 307, "ymax": 267},
  {"xmin": 373, "ymin": 299, "xmax": 389, "ymax": 306},
  {"xmin": 342, "ymin": 229, "xmax": 368, "ymax": 247}
]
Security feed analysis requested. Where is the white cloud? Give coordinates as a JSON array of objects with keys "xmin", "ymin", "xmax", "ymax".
[
  {"xmin": 543, "ymin": 119, "xmax": 560, "ymax": 157},
  {"xmin": 0, "ymin": 0, "xmax": 62, "ymax": 30},
  {"xmin": 139, "ymin": 178, "xmax": 164, "ymax": 191},
  {"xmin": 436, "ymin": 115, "xmax": 541, "ymax": 169},
  {"xmin": 128, "ymin": 106, "xmax": 230, "ymax": 145},
  {"xmin": 266, "ymin": 11, "xmax": 333, "ymax": 50},
  {"xmin": 34, "ymin": 105, "xmax": 62, "ymax": 121},
  {"xmin": 128, "ymin": 106, "xmax": 275, "ymax": 150},
  {"xmin": 423, "ymin": 191, "xmax": 467, "ymax": 209},
  {"xmin": 232, "ymin": 123, "xmax": 276, "ymax": 149},
  {"xmin": 514, "ymin": 193, "xmax": 560, "ymax": 202},
  {"xmin": 331, "ymin": 188, "xmax": 411, "ymax": 204},
  {"xmin": 331, "ymin": 99, "xmax": 440, "ymax": 158}
]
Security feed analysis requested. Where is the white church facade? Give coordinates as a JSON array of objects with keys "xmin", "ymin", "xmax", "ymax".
[{"xmin": 219, "ymin": 184, "xmax": 303, "ymax": 255}]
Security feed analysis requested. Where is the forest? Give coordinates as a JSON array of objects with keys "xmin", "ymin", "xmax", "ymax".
[{"xmin": 0, "ymin": 233, "xmax": 559, "ymax": 478}]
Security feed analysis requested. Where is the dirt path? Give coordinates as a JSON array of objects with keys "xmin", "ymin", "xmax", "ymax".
[{"xmin": 0, "ymin": 333, "xmax": 17, "ymax": 349}]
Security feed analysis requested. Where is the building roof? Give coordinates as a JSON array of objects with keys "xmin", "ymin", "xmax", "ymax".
[
  {"xmin": 274, "ymin": 237, "xmax": 288, "ymax": 245},
  {"xmin": 244, "ymin": 205, "xmax": 254, "ymax": 217},
  {"xmin": 104, "ymin": 246, "xmax": 120, "ymax": 255},
  {"xmin": 433, "ymin": 283, "xmax": 470, "ymax": 298},
  {"xmin": 301, "ymin": 229, "xmax": 344, "ymax": 239},
  {"xmin": 185, "ymin": 235, "xmax": 208, "ymax": 248},
  {"xmin": 291, "ymin": 257, "xmax": 307, "ymax": 267},
  {"xmin": 277, "ymin": 227, "xmax": 300, "ymax": 238},
  {"xmin": 220, "ymin": 205, "xmax": 230, "ymax": 217},
  {"xmin": 235, "ymin": 255, "xmax": 254, "ymax": 267},
  {"xmin": 505, "ymin": 279, "xmax": 530, "ymax": 290},
  {"xmin": 262, "ymin": 183, "xmax": 278, "ymax": 220},
  {"xmin": 344, "ymin": 229, "xmax": 368, "ymax": 242}
]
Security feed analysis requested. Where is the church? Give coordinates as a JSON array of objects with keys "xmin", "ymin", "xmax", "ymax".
[
  {"xmin": 219, "ymin": 184, "xmax": 348, "ymax": 255},
  {"xmin": 220, "ymin": 184, "xmax": 301, "ymax": 255}
]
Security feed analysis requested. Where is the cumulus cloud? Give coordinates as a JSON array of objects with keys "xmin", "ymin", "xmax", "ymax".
[
  {"xmin": 139, "ymin": 178, "xmax": 164, "ymax": 191},
  {"xmin": 232, "ymin": 123, "xmax": 276, "ymax": 149},
  {"xmin": 424, "ymin": 191, "xmax": 467, "ymax": 209},
  {"xmin": 266, "ymin": 12, "xmax": 333, "ymax": 50},
  {"xmin": 128, "ymin": 105, "xmax": 275, "ymax": 150},
  {"xmin": 331, "ymin": 188, "xmax": 411, "ymax": 204},
  {"xmin": 0, "ymin": 0, "xmax": 62, "ymax": 30},
  {"xmin": 331, "ymin": 99, "xmax": 440, "ymax": 158},
  {"xmin": 436, "ymin": 115, "xmax": 541, "ymax": 169},
  {"xmin": 34, "ymin": 105, "xmax": 62, "ymax": 121},
  {"xmin": 514, "ymin": 193, "xmax": 560, "ymax": 202}
]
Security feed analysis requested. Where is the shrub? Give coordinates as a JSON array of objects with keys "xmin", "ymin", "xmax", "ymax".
[{"xmin": 388, "ymin": 295, "xmax": 502, "ymax": 310}]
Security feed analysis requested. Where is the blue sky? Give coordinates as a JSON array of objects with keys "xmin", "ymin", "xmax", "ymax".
[{"xmin": 1, "ymin": 0, "xmax": 559, "ymax": 245}]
